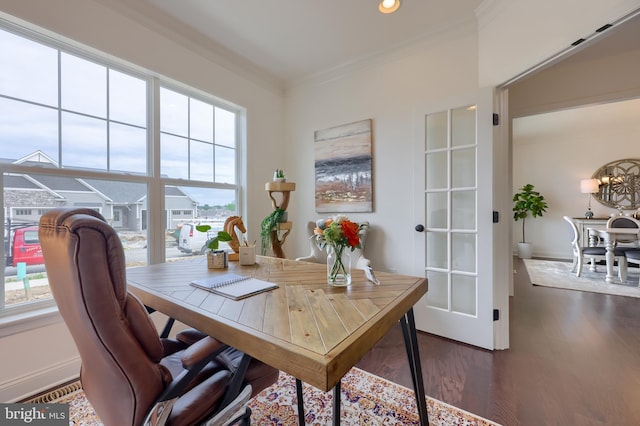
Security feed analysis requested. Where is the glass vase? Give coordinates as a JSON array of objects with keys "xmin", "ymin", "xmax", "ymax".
[{"xmin": 326, "ymin": 245, "xmax": 351, "ymax": 286}]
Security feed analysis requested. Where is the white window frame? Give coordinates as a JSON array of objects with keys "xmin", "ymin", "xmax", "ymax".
[{"xmin": 0, "ymin": 19, "xmax": 245, "ymax": 332}]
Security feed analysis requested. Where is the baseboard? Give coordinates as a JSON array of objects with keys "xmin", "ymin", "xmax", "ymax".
[{"xmin": 0, "ymin": 356, "xmax": 80, "ymax": 403}]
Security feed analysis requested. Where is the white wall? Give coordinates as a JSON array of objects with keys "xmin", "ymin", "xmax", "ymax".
[
  {"xmin": 512, "ymin": 98, "xmax": 640, "ymax": 259},
  {"xmin": 284, "ymin": 26, "xmax": 479, "ymax": 274},
  {"xmin": 0, "ymin": 0, "xmax": 284, "ymax": 401},
  {"xmin": 477, "ymin": 0, "xmax": 640, "ymax": 86}
]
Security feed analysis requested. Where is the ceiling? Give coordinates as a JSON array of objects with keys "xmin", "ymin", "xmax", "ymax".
[
  {"xmin": 111, "ymin": 0, "xmax": 481, "ymax": 85},
  {"xmin": 101, "ymin": 1, "xmax": 638, "ymax": 88}
]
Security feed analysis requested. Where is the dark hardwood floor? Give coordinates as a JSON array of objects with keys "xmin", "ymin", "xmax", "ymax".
[{"xmin": 356, "ymin": 257, "xmax": 640, "ymax": 425}]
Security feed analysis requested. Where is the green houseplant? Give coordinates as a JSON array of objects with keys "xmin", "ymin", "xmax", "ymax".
[
  {"xmin": 260, "ymin": 208, "xmax": 285, "ymax": 255},
  {"xmin": 512, "ymin": 184, "xmax": 548, "ymax": 258},
  {"xmin": 195, "ymin": 225, "xmax": 233, "ymax": 251}
]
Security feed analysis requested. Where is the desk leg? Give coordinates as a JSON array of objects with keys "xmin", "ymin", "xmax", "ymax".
[
  {"xmin": 296, "ymin": 379, "xmax": 304, "ymax": 426},
  {"xmin": 400, "ymin": 308, "xmax": 429, "ymax": 426},
  {"xmin": 296, "ymin": 379, "xmax": 341, "ymax": 425},
  {"xmin": 333, "ymin": 382, "xmax": 341, "ymax": 426}
]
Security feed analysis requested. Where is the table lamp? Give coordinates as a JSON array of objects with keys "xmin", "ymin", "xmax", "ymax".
[{"xmin": 580, "ymin": 178, "xmax": 599, "ymax": 218}]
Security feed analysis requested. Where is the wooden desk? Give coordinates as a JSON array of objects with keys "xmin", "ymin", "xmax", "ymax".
[
  {"xmin": 127, "ymin": 256, "xmax": 429, "ymax": 425},
  {"xmin": 588, "ymin": 227, "xmax": 640, "ymax": 283}
]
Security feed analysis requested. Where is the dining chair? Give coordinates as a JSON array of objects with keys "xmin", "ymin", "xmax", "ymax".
[
  {"xmin": 625, "ymin": 249, "xmax": 640, "ymax": 285},
  {"xmin": 607, "ymin": 215, "xmax": 640, "ymax": 247},
  {"xmin": 295, "ymin": 220, "xmax": 371, "ymax": 269},
  {"xmin": 39, "ymin": 207, "xmax": 278, "ymax": 426},
  {"xmin": 563, "ymin": 216, "xmax": 628, "ymax": 278}
]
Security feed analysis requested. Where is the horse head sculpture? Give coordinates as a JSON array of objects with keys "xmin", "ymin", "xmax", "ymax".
[{"xmin": 224, "ymin": 216, "xmax": 246, "ymax": 253}]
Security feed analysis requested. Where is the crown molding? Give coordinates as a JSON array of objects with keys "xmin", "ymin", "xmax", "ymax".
[{"xmin": 91, "ymin": 0, "xmax": 285, "ymax": 95}]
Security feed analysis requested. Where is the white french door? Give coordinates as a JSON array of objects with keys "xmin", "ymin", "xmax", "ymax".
[{"xmin": 412, "ymin": 88, "xmax": 496, "ymax": 350}]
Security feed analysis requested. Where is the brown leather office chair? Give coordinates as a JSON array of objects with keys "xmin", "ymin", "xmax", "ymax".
[{"xmin": 39, "ymin": 208, "xmax": 278, "ymax": 426}]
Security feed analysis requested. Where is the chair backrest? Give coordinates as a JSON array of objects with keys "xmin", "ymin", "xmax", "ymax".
[
  {"xmin": 562, "ymin": 216, "xmax": 581, "ymax": 253},
  {"xmin": 39, "ymin": 208, "xmax": 169, "ymax": 426},
  {"xmin": 297, "ymin": 221, "xmax": 370, "ymax": 269},
  {"xmin": 607, "ymin": 215, "xmax": 640, "ymax": 244}
]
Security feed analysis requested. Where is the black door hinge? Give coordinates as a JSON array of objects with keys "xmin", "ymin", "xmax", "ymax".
[
  {"xmin": 493, "ymin": 309, "xmax": 499, "ymax": 321},
  {"xmin": 492, "ymin": 113, "xmax": 499, "ymax": 126},
  {"xmin": 493, "ymin": 211, "xmax": 499, "ymax": 223}
]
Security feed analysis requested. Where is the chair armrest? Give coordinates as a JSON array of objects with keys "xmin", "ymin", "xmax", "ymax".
[
  {"xmin": 176, "ymin": 328, "xmax": 208, "ymax": 345},
  {"xmin": 181, "ymin": 336, "xmax": 226, "ymax": 370}
]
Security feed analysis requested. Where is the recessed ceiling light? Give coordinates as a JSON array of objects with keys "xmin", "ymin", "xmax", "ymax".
[{"xmin": 379, "ymin": 0, "xmax": 400, "ymax": 14}]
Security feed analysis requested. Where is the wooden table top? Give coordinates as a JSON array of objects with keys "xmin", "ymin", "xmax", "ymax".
[{"xmin": 127, "ymin": 256, "xmax": 427, "ymax": 391}]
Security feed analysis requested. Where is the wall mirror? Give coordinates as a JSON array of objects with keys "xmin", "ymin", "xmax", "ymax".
[{"xmin": 592, "ymin": 158, "xmax": 640, "ymax": 209}]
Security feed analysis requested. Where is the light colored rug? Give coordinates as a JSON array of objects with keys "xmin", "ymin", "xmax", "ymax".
[
  {"xmin": 38, "ymin": 367, "xmax": 500, "ymax": 425},
  {"xmin": 523, "ymin": 258, "xmax": 640, "ymax": 298}
]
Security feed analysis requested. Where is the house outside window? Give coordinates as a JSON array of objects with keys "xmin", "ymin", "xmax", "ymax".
[{"xmin": 0, "ymin": 24, "xmax": 243, "ymax": 316}]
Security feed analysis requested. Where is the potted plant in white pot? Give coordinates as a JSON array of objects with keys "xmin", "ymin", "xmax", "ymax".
[
  {"xmin": 195, "ymin": 225, "xmax": 233, "ymax": 268},
  {"xmin": 512, "ymin": 183, "xmax": 548, "ymax": 259}
]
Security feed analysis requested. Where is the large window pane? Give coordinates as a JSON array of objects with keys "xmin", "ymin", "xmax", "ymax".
[
  {"xmin": 215, "ymin": 107, "xmax": 236, "ymax": 148},
  {"xmin": 160, "ymin": 88, "xmax": 188, "ymax": 136},
  {"xmin": 215, "ymin": 146, "xmax": 236, "ymax": 184},
  {"xmin": 109, "ymin": 70, "xmax": 147, "ymax": 126},
  {"xmin": 191, "ymin": 141, "xmax": 214, "ymax": 181},
  {"xmin": 61, "ymin": 53, "xmax": 107, "ymax": 117},
  {"xmin": 0, "ymin": 29, "xmax": 58, "ymax": 106},
  {"xmin": 110, "ymin": 123, "xmax": 147, "ymax": 174},
  {"xmin": 171, "ymin": 186, "xmax": 238, "ymax": 256},
  {"xmin": 191, "ymin": 98, "xmax": 214, "ymax": 142},
  {"xmin": 61, "ymin": 112, "xmax": 107, "ymax": 170},
  {"xmin": 3, "ymin": 173, "xmax": 148, "ymax": 307},
  {"xmin": 160, "ymin": 88, "xmax": 238, "ymax": 184},
  {"xmin": 161, "ymin": 134, "xmax": 189, "ymax": 179},
  {"xmin": 0, "ymin": 98, "xmax": 58, "ymax": 161}
]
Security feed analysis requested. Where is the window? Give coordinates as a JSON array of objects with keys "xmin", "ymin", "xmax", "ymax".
[{"xmin": 0, "ymin": 24, "xmax": 243, "ymax": 316}]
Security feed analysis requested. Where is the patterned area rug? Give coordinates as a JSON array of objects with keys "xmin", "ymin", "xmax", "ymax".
[
  {"xmin": 44, "ymin": 367, "xmax": 499, "ymax": 425},
  {"xmin": 523, "ymin": 258, "xmax": 640, "ymax": 298}
]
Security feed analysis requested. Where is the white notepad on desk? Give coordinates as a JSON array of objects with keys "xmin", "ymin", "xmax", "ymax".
[{"xmin": 190, "ymin": 273, "xmax": 278, "ymax": 300}]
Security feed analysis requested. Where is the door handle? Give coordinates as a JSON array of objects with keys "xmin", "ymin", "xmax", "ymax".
[{"xmin": 414, "ymin": 224, "xmax": 424, "ymax": 232}]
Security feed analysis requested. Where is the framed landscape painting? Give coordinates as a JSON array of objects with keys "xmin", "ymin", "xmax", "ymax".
[{"xmin": 314, "ymin": 119, "xmax": 373, "ymax": 213}]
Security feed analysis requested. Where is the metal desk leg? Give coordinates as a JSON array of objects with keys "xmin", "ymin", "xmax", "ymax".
[
  {"xmin": 297, "ymin": 379, "xmax": 341, "ymax": 425},
  {"xmin": 296, "ymin": 379, "xmax": 304, "ymax": 426},
  {"xmin": 400, "ymin": 308, "xmax": 429, "ymax": 426},
  {"xmin": 332, "ymin": 381, "xmax": 341, "ymax": 426}
]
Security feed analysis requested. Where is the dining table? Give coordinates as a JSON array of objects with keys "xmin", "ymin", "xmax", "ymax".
[
  {"xmin": 126, "ymin": 255, "xmax": 429, "ymax": 425},
  {"xmin": 587, "ymin": 226, "xmax": 640, "ymax": 283}
]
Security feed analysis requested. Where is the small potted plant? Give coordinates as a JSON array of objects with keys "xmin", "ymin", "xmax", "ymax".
[
  {"xmin": 196, "ymin": 225, "xmax": 233, "ymax": 268},
  {"xmin": 273, "ymin": 169, "xmax": 286, "ymax": 182},
  {"xmin": 513, "ymin": 184, "xmax": 548, "ymax": 259}
]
